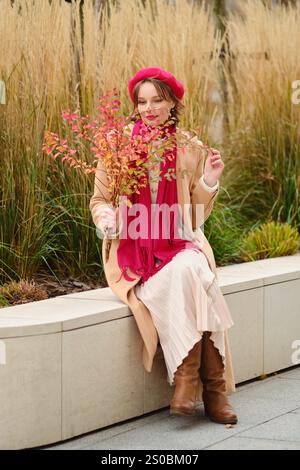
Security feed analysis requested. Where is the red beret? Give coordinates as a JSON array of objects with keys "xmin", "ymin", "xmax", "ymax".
[{"xmin": 128, "ymin": 67, "xmax": 185, "ymax": 102}]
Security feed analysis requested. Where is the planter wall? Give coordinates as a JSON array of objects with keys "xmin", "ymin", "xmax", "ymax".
[{"xmin": 0, "ymin": 254, "xmax": 299, "ymax": 449}]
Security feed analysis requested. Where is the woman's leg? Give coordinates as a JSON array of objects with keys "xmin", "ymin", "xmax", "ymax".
[
  {"xmin": 170, "ymin": 340, "xmax": 202, "ymax": 416},
  {"xmin": 200, "ymin": 331, "xmax": 238, "ymax": 424}
]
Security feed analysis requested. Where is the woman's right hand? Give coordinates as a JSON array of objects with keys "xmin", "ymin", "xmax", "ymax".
[{"xmin": 94, "ymin": 205, "xmax": 120, "ymax": 237}]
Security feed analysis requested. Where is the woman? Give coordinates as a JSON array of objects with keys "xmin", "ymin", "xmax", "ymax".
[{"xmin": 89, "ymin": 67, "xmax": 237, "ymax": 425}]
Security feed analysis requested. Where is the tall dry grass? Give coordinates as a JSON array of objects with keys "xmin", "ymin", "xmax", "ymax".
[
  {"xmin": 83, "ymin": 0, "xmax": 221, "ymax": 132},
  {"xmin": 0, "ymin": 0, "xmax": 221, "ymax": 284},
  {"xmin": 222, "ymin": 0, "xmax": 300, "ymax": 230}
]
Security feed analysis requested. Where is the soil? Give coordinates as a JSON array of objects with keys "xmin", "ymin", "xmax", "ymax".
[
  {"xmin": 0, "ymin": 270, "xmax": 108, "ymax": 308},
  {"xmin": 35, "ymin": 271, "xmax": 107, "ymax": 298}
]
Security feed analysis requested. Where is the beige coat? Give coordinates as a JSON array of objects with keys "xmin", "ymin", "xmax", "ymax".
[{"xmin": 89, "ymin": 129, "xmax": 236, "ymax": 396}]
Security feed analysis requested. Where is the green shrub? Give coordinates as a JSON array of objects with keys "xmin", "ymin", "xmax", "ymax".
[
  {"xmin": 240, "ymin": 221, "xmax": 300, "ymax": 261},
  {"xmin": 204, "ymin": 203, "xmax": 250, "ymax": 266},
  {"xmin": 0, "ymin": 294, "xmax": 10, "ymax": 308}
]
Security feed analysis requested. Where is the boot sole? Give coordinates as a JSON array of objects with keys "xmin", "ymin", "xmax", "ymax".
[
  {"xmin": 205, "ymin": 410, "xmax": 238, "ymax": 425},
  {"xmin": 170, "ymin": 407, "xmax": 196, "ymax": 417}
]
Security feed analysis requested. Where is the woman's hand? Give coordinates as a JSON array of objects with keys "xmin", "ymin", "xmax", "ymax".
[
  {"xmin": 203, "ymin": 147, "xmax": 225, "ymax": 187},
  {"xmin": 95, "ymin": 205, "xmax": 120, "ymax": 236}
]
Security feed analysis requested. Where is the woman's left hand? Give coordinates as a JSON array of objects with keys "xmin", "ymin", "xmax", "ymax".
[{"xmin": 203, "ymin": 147, "xmax": 225, "ymax": 187}]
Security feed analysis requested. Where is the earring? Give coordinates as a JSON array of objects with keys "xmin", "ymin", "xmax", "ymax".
[{"xmin": 169, "ymin": 106, "xmax": 176, "ymax": 124}]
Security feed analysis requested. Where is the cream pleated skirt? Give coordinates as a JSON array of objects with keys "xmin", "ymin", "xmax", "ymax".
[{"xmin": 134, "ymin": 248, "xmax": 234, "ymax": 386}]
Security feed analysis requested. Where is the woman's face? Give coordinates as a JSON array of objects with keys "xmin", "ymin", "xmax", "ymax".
[{"xmin": 137, "ymin": 82, "xmax": 175, "ymax": 127}]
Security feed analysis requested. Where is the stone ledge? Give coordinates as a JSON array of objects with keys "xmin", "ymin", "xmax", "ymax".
[
  {"xmin": 0, "ymin": 253, "xmax": 299, "ymax": 449},
  {"xmin": 1, "ymin": 253, "xmax": 299, "ymax": 337},
  {"xmin": 218, "ymin": 253, "xmax": 300, "ymax": 294}
]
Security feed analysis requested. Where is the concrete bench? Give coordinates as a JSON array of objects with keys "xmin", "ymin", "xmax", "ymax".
[{"xmin": 0, "ymin": 253, "xmax": 299, "ymax": 449}]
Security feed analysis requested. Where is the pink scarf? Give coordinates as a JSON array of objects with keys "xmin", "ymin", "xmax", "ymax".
[{"xmin": 116, "ymin": 118, "xmax": 198, "ymax": 285}]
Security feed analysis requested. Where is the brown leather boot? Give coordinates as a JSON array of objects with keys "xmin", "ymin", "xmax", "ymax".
[
  {"xmin": 170, "ymin": 341, "xmax": 201, "ymax": 416},
  {"xmin": 200, "ymin": 332, "xmax": 238, "ymax": 424}
]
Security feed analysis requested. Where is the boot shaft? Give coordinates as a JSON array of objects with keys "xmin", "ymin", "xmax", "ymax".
[{"xmin": 199, "ymin": 331, "xmax": 238, "ymax": 424}]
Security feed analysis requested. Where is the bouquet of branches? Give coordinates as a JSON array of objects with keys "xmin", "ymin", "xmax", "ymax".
[{"xmin": 43, "ymin": 89, "xmax": 183, "ymax": 248}]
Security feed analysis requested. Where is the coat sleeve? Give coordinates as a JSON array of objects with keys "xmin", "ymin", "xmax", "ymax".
[
  {"xmin": 89, "ymin": 158, "xmax": 112, "ymax": 228},
  {"xmin": 200, "ymin": 174, "xmax": 219, "ymax": 192},
  {"xmin": 190, "ymin": 147, "xmax": 219, "ymax": 228}
]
